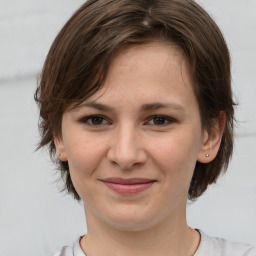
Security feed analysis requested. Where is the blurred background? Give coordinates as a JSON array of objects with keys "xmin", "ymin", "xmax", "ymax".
[{"xmin": 0, "ymin": 0, "xmax": 255, "ymax": 255}]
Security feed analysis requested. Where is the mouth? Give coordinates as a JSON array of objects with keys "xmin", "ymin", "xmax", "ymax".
[{"xmin": 100, "ymin": 177, "xmax": 157, "ymax": 195}]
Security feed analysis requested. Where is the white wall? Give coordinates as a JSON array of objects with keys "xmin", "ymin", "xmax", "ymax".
[{"xmin": 0, "ymin": 1, "xmax": 255, "ymax": 255}]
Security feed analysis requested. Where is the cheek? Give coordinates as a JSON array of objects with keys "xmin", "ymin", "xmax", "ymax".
[
  {"xmin": 150, "ymin": 131, "xmax": 201, "ymax": 184},
  {"xmin": 155, "ymin": 131, "xmax": 200, "ymax": 163},
  {"xmin": 65, "ymin": 132, "xmax": 103, "ymax": 165},
  {"xmin": 63, "ymin": 133, "xmax": 108, "ymax": 193},
  {"xmin": 65, "ymin": 139, "xmax": 106, "ymax": 201}
]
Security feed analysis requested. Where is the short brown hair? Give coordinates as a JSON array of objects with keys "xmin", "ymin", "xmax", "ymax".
[{"xmin": 35, "ymin": 0, "xmax": 235, "ymax": 200}]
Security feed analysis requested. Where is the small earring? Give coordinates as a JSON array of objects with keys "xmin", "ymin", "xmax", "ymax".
[
  {"xmin": 205, "ymin": 153, "xmax": 210, "ymax": 157},
  {"xmin": 59, "ymin": 153, "xmax": 61, "ymax": 157}
]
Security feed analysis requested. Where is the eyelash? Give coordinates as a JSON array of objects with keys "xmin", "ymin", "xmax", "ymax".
[
  {"xmin": 145, "ymin": 115, "xmax": 176, "ymax": 126},
  {"xmin": 79, "ymin": 115, "xmax": 176, "ymax": 127},
  {"xmin": 79, "ymin": 115, "xmax": 111, "ymax": 127}
]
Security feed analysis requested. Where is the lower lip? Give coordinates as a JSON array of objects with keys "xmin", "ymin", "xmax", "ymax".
[{"xmin": 103, "ymin": 182, "xmax": 154, "ymax": 195}]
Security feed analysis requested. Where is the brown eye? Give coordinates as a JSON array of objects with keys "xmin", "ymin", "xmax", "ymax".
[
  {"xmin": 147, "ymin": 116, "xmax": 175, "ymax": 126},
  {"xmin": 81, "ymin": 115, "xmax": 109, "ymax": 126},
  {"xmin": 90, "ymin": 116, "xmax": 104, "ymax": 125},
  {"xmin": 152, "ymin": 117, "xmax": 167, "ymax": 125}
]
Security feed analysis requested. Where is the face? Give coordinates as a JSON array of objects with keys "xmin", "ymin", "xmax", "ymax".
[{"xmin": 55, "ymin": 42, "xmax": 210, "ymax": 231}]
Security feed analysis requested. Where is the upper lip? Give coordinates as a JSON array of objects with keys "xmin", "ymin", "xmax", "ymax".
[{"xmin": 100, "ymin": 177, "xmax": 157, "ymax": 185}]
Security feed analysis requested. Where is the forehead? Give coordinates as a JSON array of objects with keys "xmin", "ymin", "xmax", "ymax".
[
  {"xmin": 70, "ymin": 42, "xmax": 199, "ymax": 118},
  {"xmin": 89, "ymin": 42, "xmax": 193, "ymax": 101},
  {"xmin": 110, "ymin": 42, "xmax": 187, "ymax": 76}
]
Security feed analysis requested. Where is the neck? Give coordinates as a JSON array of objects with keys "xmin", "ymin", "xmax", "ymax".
[{"xmin": 80, "ymin": 205, "xmax": 200, "ymax": 256}]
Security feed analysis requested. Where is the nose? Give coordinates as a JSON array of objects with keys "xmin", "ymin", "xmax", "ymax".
[{"xmin": 107, "ymin": 124, "xmax": 147, "ymax": 170}]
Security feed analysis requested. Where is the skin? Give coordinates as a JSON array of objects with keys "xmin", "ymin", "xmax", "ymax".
[{"xmin": 55, "ymin": 42, "xmax": 224, "ymax": 256}]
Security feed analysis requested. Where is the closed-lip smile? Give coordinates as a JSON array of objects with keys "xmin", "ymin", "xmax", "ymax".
[{"xmin": 100, "ymin": 177, "xmax": 157, "ymax": 195}]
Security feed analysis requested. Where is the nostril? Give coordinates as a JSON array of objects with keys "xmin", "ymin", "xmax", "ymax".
[
  {"xmin": 107, "ymin": 131, "xmax": 147, "ymax": 169},
  {"xmin": 107, "ymin": 150, "xmax": 147, "ymax": 170}
]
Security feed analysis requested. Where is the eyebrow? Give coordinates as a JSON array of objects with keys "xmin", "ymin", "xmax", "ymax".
[
  {"xmin": 140, "ymin": 102, "xmax": 185, "ymax": 112},
  {"xmin": 79, "ymin": 102, "xmax": 114, "ymax": 111},
  {"xmin": 78, "ymin": 101, "xmax": 185, "ymax": 113}
]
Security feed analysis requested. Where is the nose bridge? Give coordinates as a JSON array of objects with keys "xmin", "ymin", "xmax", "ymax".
[{"xmin": 108, "ymin": 122, "xmax": 146, "ymax": 169}]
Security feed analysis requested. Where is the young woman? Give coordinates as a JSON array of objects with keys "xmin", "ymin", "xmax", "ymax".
[{"xmin": 35, "ymin": 0, "xmax": 256, "ymax": 255}]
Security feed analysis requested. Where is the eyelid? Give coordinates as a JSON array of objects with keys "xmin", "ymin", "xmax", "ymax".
[
  {"xmin": 79, "ymin": 114, "xmax": 112, "ymax": 127},
  {"xmin": 145, "ymin": 115, "xmax": 176, "ymax": 126},
  {"xmin": 77, "ymin": 114, "xmax": 176, "ymax": 128}
]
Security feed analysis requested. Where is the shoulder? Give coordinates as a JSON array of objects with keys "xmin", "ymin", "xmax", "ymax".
[
  {"xmin": 47, "ymin": 246, "xmax": 73, "ymax": 256},
  {"xmin": 195, "ymin": 230, "xmax": 256, "ymax": 256},
  {"xmin": 47, "ymin": 237, "xmax": 85, "ymax": 256}
]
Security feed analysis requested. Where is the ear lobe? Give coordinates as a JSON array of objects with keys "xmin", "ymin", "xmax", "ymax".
[
  {"xmin": 54, "ymin": 137, "xmax": 68, "ymax": 162},
  {"xmin": 197, "ymin": 112, "xmax": 226, "ymax": 164}
]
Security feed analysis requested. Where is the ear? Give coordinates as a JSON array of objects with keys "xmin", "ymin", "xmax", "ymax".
[
  {"xmin": 54, "ymin": 137, "xmax": 68, "ymax": 162},
  {"xmin": 197, "ymin": 112, "xmax": 226, "ymax": 163}
]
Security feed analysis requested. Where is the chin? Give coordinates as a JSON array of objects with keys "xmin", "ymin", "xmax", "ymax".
[{"xmin": 102, "ymin": 210, "xmax": 160, "ymax": 232}]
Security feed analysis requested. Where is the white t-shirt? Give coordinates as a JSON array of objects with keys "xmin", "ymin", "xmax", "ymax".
[{"xmin": 51, "ymin": 230, "xmax": 256, "ymax": 256}]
